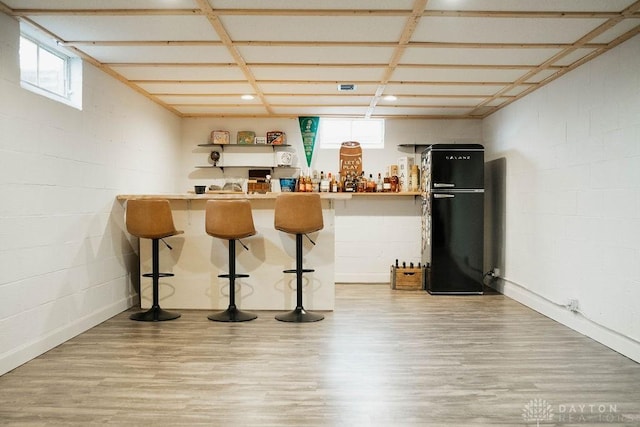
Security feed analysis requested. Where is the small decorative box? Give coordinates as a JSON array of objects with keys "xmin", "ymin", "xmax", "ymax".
[
  {"xmin": 237, "ymin": 131, "xmax": 255, "ymax": 144},
  {"xmin": 254, "ymin": 136, "xmax": 267, "ymax": 144},
  {"xmin": 267, "ymin": 131, "xmax": 286, "ymax": 145},
  {"xmin": 210, "ymin": 130, "xmax": 229, "ymax": 145}
]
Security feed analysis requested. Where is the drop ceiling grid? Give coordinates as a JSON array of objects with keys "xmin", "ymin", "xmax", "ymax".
[
  {"xmin": 590, "ymin": 18, "xmax": 640, "ymax": 42},
  {"xmin": 3, "ymin": 0, "xmax": 639, "ymax": 118}
]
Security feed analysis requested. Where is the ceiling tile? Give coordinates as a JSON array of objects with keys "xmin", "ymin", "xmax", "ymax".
[
  {"xmin": 413, "ymin": 17, "xmax": 606, "ymax": 44},
  {"xmin": 29, "ymin": 15, "xmax": 217, "ymax": 41},
  {"xmin": 79, "ymin": 46, "xmax": 234, "ymax": 64}
]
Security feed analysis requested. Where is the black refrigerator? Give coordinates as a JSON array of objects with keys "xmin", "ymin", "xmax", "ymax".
[{"xmin": 421, "ymin": 144, "xmax": 484, "ymax": 294}]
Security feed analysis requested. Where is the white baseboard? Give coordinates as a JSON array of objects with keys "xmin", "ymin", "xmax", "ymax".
[
  {"xmin": 0, "ymin": 296, "xmax": 136, "ymax": 376},
  {"xmin": 493, "ymin": 280, "xmax": 640, "ymax": 363}
]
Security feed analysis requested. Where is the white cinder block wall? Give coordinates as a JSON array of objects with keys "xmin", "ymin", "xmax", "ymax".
[
  {"xmin": 180, "ymin": 118, "xmax": 481, "ymax": 282},
  {"xmin": 0, "ymin": 13, "xmax": 182, "ymax": 375},
  {"xmin": 483, "ymin": 35, "xmax": 640, "ymax": 362}
]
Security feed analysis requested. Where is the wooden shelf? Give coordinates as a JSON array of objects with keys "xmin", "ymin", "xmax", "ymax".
[
  {"xmin": 197, "ymin": 143, "xmax": 291, "ymax": 150},
  {"xmin": 349, "ymin": 191, "xmax": 421, "ymax": 196},
  {"xmin": 195, "ymin": 165, "xmax": 297, "ymax": 171}
]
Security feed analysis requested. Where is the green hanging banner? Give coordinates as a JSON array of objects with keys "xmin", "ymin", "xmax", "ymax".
[{"xmin": 298, "ymin": 116, "xmax": 319, "ymax": 167}]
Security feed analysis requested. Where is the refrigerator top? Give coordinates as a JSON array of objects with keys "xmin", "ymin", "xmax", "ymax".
[{"xmin": 423, "ymin": 143, "xmax": 484, "ymax": 152}]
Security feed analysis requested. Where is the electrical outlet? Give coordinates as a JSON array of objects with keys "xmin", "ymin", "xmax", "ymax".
[{"xmin": 567, "ymin": 299, "xmax": 579, "ymax": 312}]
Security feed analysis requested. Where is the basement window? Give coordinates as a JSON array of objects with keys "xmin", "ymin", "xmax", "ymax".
[
  {"xmin": 319, "ymin": 118, "xmax": 385, "ymax": 149},
  {"xmin": 19, "ymin": 27, "xmax": 82, "ymax": 109}
]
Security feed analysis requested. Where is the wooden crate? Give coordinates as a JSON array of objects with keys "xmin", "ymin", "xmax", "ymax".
[{"xmin": 390, "ymin": 265, "xmax": 424, "ymax": 291}]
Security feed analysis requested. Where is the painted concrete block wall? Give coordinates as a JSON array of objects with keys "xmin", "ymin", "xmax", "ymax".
[
  {"xmin": 181, "ymin": 117, "xmax": 481, "ymax": 282},
  {"xmin": 0, "ymin": 13, "xmax": 182, "ymax": 375},
  {"xmin": 482, "ymin": 35, "xmax": 640, "ymax": 362}
]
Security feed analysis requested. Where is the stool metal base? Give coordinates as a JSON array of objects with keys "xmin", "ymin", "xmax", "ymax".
[
  {"xmin": 208, "ymin": 306, "xmax": 257, "ymax": 322},
  {"xmin": 275, "ymin": 307, "xmax": 324, "ymax": 323},
  {"xmin": 130, "ymin": 307, "xmax": 181, "ymax": 322}
]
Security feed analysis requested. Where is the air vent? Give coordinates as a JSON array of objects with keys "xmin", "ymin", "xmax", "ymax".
[{"xmin": 337, "ymin": 83, "xmax": 357, "ymax": 92}]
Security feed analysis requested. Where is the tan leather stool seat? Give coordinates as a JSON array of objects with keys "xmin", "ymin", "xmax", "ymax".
[
  {"xmin": 205, "ymin": 199, "xmax": 257, "ymax": 322},
  {"xmin": 206, "ymin": 199, "xmax": 256, "ymax": 240},
  {"xmin": 125, "ymin": 199, "xmax": 182, "ymax": 322},
  {"xmin": 275, "ymin": 193, "xmax": 324, "ymax": 235},
  {"xmin": 273, "ymin": 193, "xmax": 324, "ymax": 322}
]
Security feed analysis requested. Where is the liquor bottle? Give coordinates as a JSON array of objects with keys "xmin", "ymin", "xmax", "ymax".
[
  {"xmin": 356, "ymin": 172, "xmax": 365, "ymax": 193},
  {"xmin": 383, "ymin": 172, "xmax": 391, "ymax": 192},
  {"xmin": 330, "ymin": 173, "xmax": 338, "ymax": 192},
  {"xmin": 367, "ymin": 174, "xmax": 376, "ymax": 192},
  {"xmin": 311, "ymin": 170, "xmax": 320, "ymax": 192},
  {"xmin": 376, "ymin": 173, "xmax": 383, "ymax": 192},
  {"xmin": 390, "ymin": 174, "xmax": 399, "ymax": 192},
  {"xmin": 344, "ymin": 173, "xmax": 355, "ymax": 192},
  {"xmin": 296, "ymin": 175, "xmax": 302, "ymax": 192},
  {"xmin": 305, "ymin": 172, "xmax": 313, "ymax": 192},
  {"xmin": 320, "ymin": 171, "xmax": 330, "ymax": 192}
]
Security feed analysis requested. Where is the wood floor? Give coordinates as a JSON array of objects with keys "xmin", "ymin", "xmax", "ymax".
[{"xmin": 1, "ymin": 284, "xmax": 639, "ymax": 426}]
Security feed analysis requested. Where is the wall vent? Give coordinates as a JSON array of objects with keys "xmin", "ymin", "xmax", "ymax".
[{"xmin": 338, "ymin": 83, "xmax": 357, "ymax": 92}]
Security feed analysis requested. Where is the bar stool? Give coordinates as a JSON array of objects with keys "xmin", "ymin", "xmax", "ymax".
[
  {"xmin": 125, "ymin": 199, "xmax": 182, "ymax": 321},
  {"xmin": 274, "ymin": 193, "xmax": 324, "ymax": 322},
  {"xmin": 205, "ymin": 199, "xmax": 258, "ymax": 322}
]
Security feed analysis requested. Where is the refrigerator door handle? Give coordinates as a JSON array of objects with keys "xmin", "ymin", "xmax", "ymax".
[
  {"xmin": 434, "ymin": 194, "xmax": 455, "ymax": 198},
  {"xmin": 433, "ymin": 183, "xmax": 455, "ymax": 188}
]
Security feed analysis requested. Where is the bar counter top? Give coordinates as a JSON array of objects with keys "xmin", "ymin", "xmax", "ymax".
[{"xmin": 116, "ymin": 191, "xmax": 420, "ymax": 201}]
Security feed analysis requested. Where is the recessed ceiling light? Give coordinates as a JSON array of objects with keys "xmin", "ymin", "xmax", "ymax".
[
  {"xmin": 383, "ymin": 95, "xmax": 397, "ymax": 101},
  {"xmin": 241, "ymin": 94, "xmax": 254, "ymax": 100}
]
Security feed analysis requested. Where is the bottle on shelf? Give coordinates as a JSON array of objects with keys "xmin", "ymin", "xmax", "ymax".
[
  {"xmin": 383, "ymin": 172, "xmax": 391, "ymax": 192},
  {"xmin": 344, "ymin": 173, "xmax": 356, "ymax": 192},
  {"xmin": 356, "ymin": 172, "xmax": 366, "ymax": 193},
  {"xmin": 390, "ymin": 174, "xmax": 399, "ymax": 192},
  {"xmin": 320, "ymin": 171, "xmax": 330, "ymax": 192},
  {"xmin": 367, "ymin": 173, "xmax": 376, "ymax": 192},
  {"xmin": 376, "ymin": 173, "xmax": 383, "ymax": 192},
  {"xmin": 305, "ymin": 172, "xmax": 313, "ymax": 192}
]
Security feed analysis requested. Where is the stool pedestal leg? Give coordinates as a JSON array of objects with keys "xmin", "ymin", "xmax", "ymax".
[
  {"xmin": 208, "ymin": 239, "xmax": 257, "ymax": 322},
  {"xmin": 276, "ymin": 234, "xmax": 324, "ymax": 323},
  {"xmin": 130, "ymin": 239, "xmax": 181, "ymax": 322}
]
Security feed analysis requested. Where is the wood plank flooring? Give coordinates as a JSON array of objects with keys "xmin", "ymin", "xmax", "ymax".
[{"xmin": 1, "ymin": 284, "xmax": 639, "ymax": 426}]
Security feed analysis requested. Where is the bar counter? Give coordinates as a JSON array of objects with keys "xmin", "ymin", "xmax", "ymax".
[{"xmin": 117, "ymin": 192, "xmax": 419, "ymax": 311}]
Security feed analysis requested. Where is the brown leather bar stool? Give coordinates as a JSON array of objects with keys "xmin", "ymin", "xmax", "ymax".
[
  {"xmin": 274, "ymin": 193, "xmax": 324, "ymax": 322},
  {"xmin": 205, "ymin": 199, "xmax": 258, "ymax": 322},
  {"xmin": 125, "ymin": 199, "xmax": 183, "ymax": 321}
]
